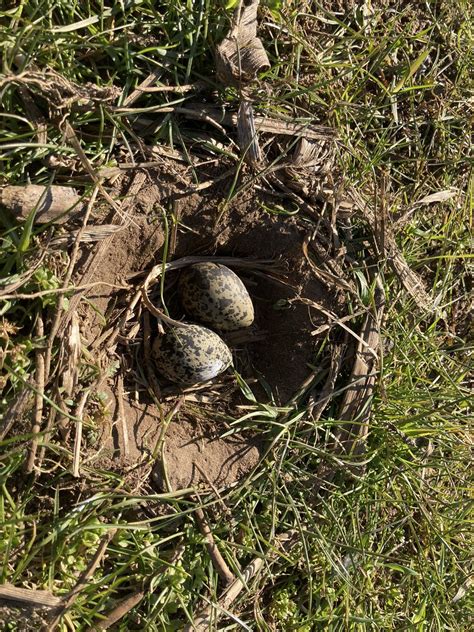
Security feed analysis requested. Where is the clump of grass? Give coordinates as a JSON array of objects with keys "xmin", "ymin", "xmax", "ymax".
[{"xmin": 1, "ymin": 1, "xmax": 472, "ymax": 630}]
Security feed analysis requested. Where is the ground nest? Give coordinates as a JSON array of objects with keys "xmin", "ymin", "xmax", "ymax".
[{"xmin": 79, "ymin": 161, "xmax": 340, "ymax": 492}]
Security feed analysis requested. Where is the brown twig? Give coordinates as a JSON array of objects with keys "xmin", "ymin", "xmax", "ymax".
[
  {"xmin": 86, "ymin": 589, "xmax": 144, "ymax": 631},
  {"xmin": 348, "ymin": 187, "xmax": 435, "ymax": 314},
  {"xmin": 302, "ymin": 234, "xmax": 357, "ymax": 296},
  {"xmin": 57, "ymin": 172, "xmax": 146, "ymax": 339},
  {"xmin": 123, "ymin": 67, "xmax": 168, "ymax": 107},
  {"xmin": 290, "ymin": 296, "xmax": 378, "ymax": 359},
  {"xmin": 116, "ymin": 374, "xmax": 129, "ymax": 459},
  {"xmin": 137, "ymin": 82, "xmax": 204, "ymax": 94},
  {"xmin": 0, "ymin": 248, "xmax": 48, "ymax": 297},
  {"xmin": 85, "ymin": 542, "xmax": 186, "ymax": 631},
  {"xmin": 42, "ymin": 185, "xmax": 98, "ymax": 389},
  {"xmin": 140, "ymin": 287, "xmax": 189, "ymax": 328},
  {"xmin": 72, "ymin": 390, "xmax": 90, "ymax": 477},
  {"xmin": 143, "ymin": 310, "xmax": 162, "ymax": 402},
  {"xmin": 195, "ymin": 507, "xmax": 235, "ymax": 587},
  {"xmin": 25, "ymin": 315, "xmax": 45, "ymax": 473},
  {"xmin": 0, "ymin": 280, "xmax": 130, "ymax": 302},
  {"xmin": 61, "ymin": 122, "xmax": 129, "ymax": 222},
  {"xmin": 314, "ymin": 280, "xmax": 385, "ymax": 489},
  {"xmin": 183, "ymin": 531, "xmax": 294, "ymax": 632},
  {"xmin": 0, "ymin": 584, "xmax": 61, "ymax": 609},
  {"xmin": 308, "ymin": 340, "xmax": 347, "ymax": 420},
  {"xmin": 36, "ymin": 404, "xmax": 57, "ymax": 469}
]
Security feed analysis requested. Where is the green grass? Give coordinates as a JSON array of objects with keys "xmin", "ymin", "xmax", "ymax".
[{"xmin": 0, "ymin": 1, "xmax": 472, "ymax": 630}]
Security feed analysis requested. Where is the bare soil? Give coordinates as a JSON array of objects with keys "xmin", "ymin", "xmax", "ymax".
[{"xmin": 76, "ymin": 159, "xmax": 339, "ymax": 491}]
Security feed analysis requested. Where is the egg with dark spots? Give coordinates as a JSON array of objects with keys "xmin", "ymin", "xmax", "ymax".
[
  {"xmin": 152, "ymin": 324, "xmax": 233, "ymax": 385},
  {"xmin": 179, "ymin": 263, "xmax": 254, "ymax": 331}
]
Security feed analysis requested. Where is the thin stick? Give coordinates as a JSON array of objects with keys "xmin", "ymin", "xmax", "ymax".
[
  {"xmin": 86, "ymin": 590, "xmax": 144, "ymax": 631},
  {"xmin": 183, "ymin": 557, "xmax": 265, "ymax": 632},
  {"xmin": 314, "ymin": 281, "xmax": 385, "ymax": 488},
  {"xmin": 290, "ymin": 296, "xmax": 378, "ymax": 360},
  {"xmin": 140, "ymin": 287, "xmax": 189, "ymax": 328},
  {"xmin": 193, "ymin": 463, "xmax": 230, "ymax": 514},
  {"xmin": 117, "ymin": 374, "xmax": 129, "ymax": 459},
  {"xmin": 131, "ymin": 105, "xmax": 336, "ymax": 140},
  {"xmin": 72, "ymin": 390, "xmax": 90, "ymax": 477},
  {"xmin": 0, "ymin": 584, "xmax": 61, "ymax": 609},
  {"xmin": 36, "ymin": 403, "xmax": 57, "ymax": 469},
  {"xmin": 349, "ymin": 187, "xmax": 435, "ymax": 313},
  {"xmin": 62, "ymin": 122, "xmax": 128, "ymax": 221},
  {"xmin": 0, "ymin": 247, "xmax": 48, "ymax": 297},
  {"xmin": 48, "ymin": 182, "xmax": 98, "ymax": 365},
  {"xmin": 137, "ymin": 82, "xmax": 202, "ymax": 94},
  {"xmin": 84, "ymin": 542, "xmax": 185, "ymax": 631},
  {"xmin": 308, "ymin": 340, "xmax": 347, "ymax": 420},
  {"xmin": 123, "ymin": 67, "xmax": 166, "ymax": 107},
  {"xmin": 0, "ymin": 280, "xmax": 129, "ymax": 301},
  {"xmin": 143, "ymin": 311, "xmax": 162, "ymax": 401},
  {"xmin": 169, "ymin": 168, "xmax": 235, "ymax": 199},
  {"xmin": 195, "ymin": 507, "xmax": 235, "ymax": 586},
  {"xmin": 25, "ymin": 315, "xmax": 45, "ymax": 473}
]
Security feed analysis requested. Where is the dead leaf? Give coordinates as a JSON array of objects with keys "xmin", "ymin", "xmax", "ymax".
[
  {"xmin": 413, "ymin": 189, "xmax": 458, "ymax": 205},
  {"xmin": 237, "ymin": 100, "xmax": 262, "ymax": 166},
  {"xmin": 216, "ymin": 0, "xmax": 270, "ymax": 86},
  {"xmin": 61, "ymin": 312, "xmax": 81, "ymax": 398}
]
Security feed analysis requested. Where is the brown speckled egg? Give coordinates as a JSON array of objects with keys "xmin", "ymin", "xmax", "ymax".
[
  {"xmin": 179, "ymin": 263, "xmax": 254, "ymax": 331},
  {"xmin": 152, "ymin": 324, "xmax": 232, "ymax": 385}
]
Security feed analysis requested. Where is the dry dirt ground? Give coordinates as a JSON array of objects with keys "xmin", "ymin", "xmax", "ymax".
[{"xmin": 76, "ymin": 159, "xmax": 340, "ymax": 492}]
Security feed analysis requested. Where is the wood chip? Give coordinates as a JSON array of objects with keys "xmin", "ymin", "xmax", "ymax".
[
  {"xmin": 0, "ymin": 184, "xmax": 83, "ymax": 224},
  {"xmin": 0, "ymin": 584, "xmax": 61, "ymax": 609},
  {"xmin": 189, "ymin": 105, "xmax": 337, "ymax": 140}
]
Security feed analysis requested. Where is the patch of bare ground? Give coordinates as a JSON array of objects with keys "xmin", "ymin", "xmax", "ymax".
[
  {"xmin": 0, "ymin": 604, "xmax": 50, "ymax": 631},
  {"xmin": 77, "ymin": 159, "xmax": 340, "ymax": 490}
]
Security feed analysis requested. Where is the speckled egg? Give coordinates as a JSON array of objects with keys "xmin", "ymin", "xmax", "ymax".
[
  {"xmin": 152, "ymin": 324, "xmax": 233, "ymax": 385},
  {"xmin": 179, "ymin": 263, "xmax": 254, "ymax": 331}
]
